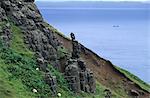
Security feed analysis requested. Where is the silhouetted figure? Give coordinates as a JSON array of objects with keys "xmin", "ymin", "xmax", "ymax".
[
  {"xmin": 70, "ymin": 33, "xmax": 81, "ymax": 59},
  {"xmin": 70, "ymin": 32, "xmax": 75, "ymax": 41}
]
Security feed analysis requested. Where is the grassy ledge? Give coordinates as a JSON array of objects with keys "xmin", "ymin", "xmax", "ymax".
[{"xmin": 114, "ymin": 66, "xmax": 150, "ymax": 92}]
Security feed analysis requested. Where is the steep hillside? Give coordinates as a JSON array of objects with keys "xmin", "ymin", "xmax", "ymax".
[
  {"xmin": 0, "ymin": 0, "xmax": 149, "ymax": 98},
  {"xmin": 54, "ymin": 27, "xmax": 150, "ymax": 98}
]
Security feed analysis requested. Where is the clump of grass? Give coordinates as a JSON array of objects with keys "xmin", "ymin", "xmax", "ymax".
[
  {"xmin": 57, "ymin": 46, "xmax": 70, "ymax": 59},
  {"xmin": 0, "ymin": 38, "xmax": 36, "ymax": 98}
]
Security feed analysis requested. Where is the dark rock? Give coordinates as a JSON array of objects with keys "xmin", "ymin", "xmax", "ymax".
[
  {"xmin": 44, "ymin": 72, "xmax": 57, "ymax": 95},
  {"xmin": 10, "ymin": 11, "xmax": 26, "ymax": 26},
  {"xmin": 78, "ymin": 60, "xmax": 86, "ymax": 71},
  {"xmin": 0, "ymin": 24, "xmax": 12, "ymax": 47},
  {"xmin": 72, "ymin": 40, "xmax": 81, "ymax": 59},
  {"xmin": 87, "ymin": 70, "xmax": 96, "ymax": 93},
  {"xmin": 65, "ymin": 59, "xmax": 81, "ymax": 93},
  {"xmin": 17, "ymin": 1, "xmax": 23, "ymax": 9},
  {"xmin": 21, "ymin": 19, "xmax": 36, "ymax": 30},
  {"xmin": 0, "ymin": 7, "xmax": 8, "ymax": 21},
  {"xmin": 104, "ymin": 89, "xmax": 112, "ymax": 98},
  {"xmin": 65, "ymin": 59, "xmax": 96, "ymax": 93},
  {"xmin": 79, "ymin": 71, "xmax": 87, "ymax": 91},
  {"xmin": 63, "ymin": 33, "xmax": 96, "ymax": 93},
  {"xmin": 1, "ymin": 0, "xmax": 11, "ymax": 12}
]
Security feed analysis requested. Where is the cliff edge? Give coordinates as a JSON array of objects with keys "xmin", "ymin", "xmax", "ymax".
[{"xmin": 0, "ymin": 0, "xmax": 149, "ymax": 98}]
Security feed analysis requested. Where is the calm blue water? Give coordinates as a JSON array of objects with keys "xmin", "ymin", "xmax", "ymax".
[{"xmin": 36, "ymin": 4, "xmax": 150, "ymax": 83}]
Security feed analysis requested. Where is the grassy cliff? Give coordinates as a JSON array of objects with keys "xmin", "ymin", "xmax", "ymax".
[
  {"xmin": 0, "ymin": 1, "xmax": 149, "ymax": 97},
  {"xmin": 0, "ymin": 22, "xmax": 123, "ymax": 98}
]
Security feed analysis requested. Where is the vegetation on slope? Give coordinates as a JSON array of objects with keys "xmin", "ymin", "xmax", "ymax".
[
  {"xmin": 0, "ymin": 21, "xmax": 124, "ymax": 98},
  {"xmin": 1, "ymin": 19, "xmax": 149, "ymax": 98},
  {"xmin": 0, "ymin": 22, "xmax": 51, "ymax": 98},
  {"xmin": 114, "ymin": 66, "xmax": 150, "ymax": 92}
]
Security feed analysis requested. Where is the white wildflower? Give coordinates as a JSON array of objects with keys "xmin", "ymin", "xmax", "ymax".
[
  {"xmin": 36, "ymin": 68, "xmax": 39, "ymax": 71},
  {"xmin": 57, "ymin": 93, "xmax": 61, "ymax": 97},
  {"xmin": 32, "ymin": 89, "xmax": 38, "ymax": 93}
]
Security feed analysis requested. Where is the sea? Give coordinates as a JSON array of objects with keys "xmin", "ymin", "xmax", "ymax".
[{"xmin": 36, "ymin": 1, "xmax": 150, "ymax": 83}]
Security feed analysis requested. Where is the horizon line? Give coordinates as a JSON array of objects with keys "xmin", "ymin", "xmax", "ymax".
[{"xmin": 35, "ymin": 0, "xmax": 149, "ymax": 2}]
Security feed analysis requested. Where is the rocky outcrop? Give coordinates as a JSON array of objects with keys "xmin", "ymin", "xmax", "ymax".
[
  {"xmin": 1, "ymin": 0, "xmax": 61, "ymax": 69},
  {"xmin": 0, "ymin": 5, "xmax": 11, "ymax": 47},
  {"xmin": 0, "ymin": 0, "xmax": 60, "ymax": 95},
  {"xmin": 0, "ymin": 23, "xmax": 12, "ymax": 47},
  {"xmin": 64, "ymin": 33, "xmax": 96, "ymax": 93},
  {"xmin": 0, "ymin": 0, "xmax": 96, "ymax": 95},
  {"xmin": 64, "ymin": 59, "xmax": 96, "ymax": 93}
]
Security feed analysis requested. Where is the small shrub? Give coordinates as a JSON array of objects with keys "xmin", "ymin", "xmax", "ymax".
[{"xmin": 57, "ymin": 46, "xmax": 70, "ymax": 59}]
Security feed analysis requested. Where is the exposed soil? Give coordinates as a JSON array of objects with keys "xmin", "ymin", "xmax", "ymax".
[{"xmin": 55, "ymin": 32, "xmax": 150, "ymax": 98}]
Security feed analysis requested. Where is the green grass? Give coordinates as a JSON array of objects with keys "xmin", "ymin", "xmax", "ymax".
[
  {"xmin": 1, "ymin": 41, "xmax": 118, "ymax": 98},
  {"xmin": 114, "ymin": 66, "xmax": 150, "ymax": 92},
  {"xmin": 0, "ymin": 43, "xmax": 36, "ymax": 98},
  {"xmin": 10, "ymin": 24, "xmax": 34, "ymax": 58},
  {"xmin": 0, "ymin": 22, "xmax": 51, "ymax": 98}
]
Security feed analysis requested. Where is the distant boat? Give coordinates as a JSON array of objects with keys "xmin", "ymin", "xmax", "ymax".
[{"xmin": 113, "ymin": 25, "xmax": 120, "ymax": 27}]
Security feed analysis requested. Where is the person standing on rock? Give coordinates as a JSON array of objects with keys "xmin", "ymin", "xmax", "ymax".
[{"xmin": 70, "ymin": 33, "xmax": 81, "ymax": 59}]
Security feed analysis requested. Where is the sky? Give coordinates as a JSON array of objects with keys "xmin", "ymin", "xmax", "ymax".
[{"xmin": 36, "ymin": 0, "xmax": 149, "ymax": 2}]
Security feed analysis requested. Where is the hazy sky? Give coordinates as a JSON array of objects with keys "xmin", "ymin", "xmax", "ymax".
[{"xmin": 36, "ymin": 0, "xmax": 148, "ymax": 2}]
